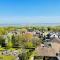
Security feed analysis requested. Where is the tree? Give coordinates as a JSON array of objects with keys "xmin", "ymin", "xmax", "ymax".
[
  {"xmin": 24, "ymin": 32, "xmax": 33, "ymax": 42},
  {"xmin": 6, "ymin": 26, "xmax": 16, "ymax": 32},
  {"xmin": 5, "ymin": 32, "xmax": 13, "ymax": 48},
  {"xmin": 0, "ymin": 36, "xmax": 5, "ymax": 47},
  {"xmin": 12, "ymin": 34, "xmax": 19, "ymax": 48},
  {"xmin": 32, "ymin": 37, "xmax": 42, "ymax": 47},
  {"xmin": 20, "ymin": 28, "xmax": 27, "ymax": 33},
  {"xmin": 24, "ymin": 42, "xmax": 33, "ymax": 48},
  {"xmin": 0, "ymin": 27, "xmax": 6, "ymax": 35}
]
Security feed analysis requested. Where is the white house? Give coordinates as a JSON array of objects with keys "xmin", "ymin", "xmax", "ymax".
[{"xmin": 50, "ymin": 33, "xmax": 58, "ymax": 39}]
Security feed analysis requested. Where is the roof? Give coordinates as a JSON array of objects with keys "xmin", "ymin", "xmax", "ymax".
[
  {"xmin": 35, "ymin": 46, "xmax": 56, "ymax": 57},
  {"xmin": 50, "ymin": 38, "xmax": 60, "ymax": 43},
  {"xmin": 57, "ymin": 32, "xmax": 60, "ymax": 36}
]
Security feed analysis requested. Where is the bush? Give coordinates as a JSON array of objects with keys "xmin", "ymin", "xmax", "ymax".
[{"xmin": 24, "ymin": 42, "xmax": 33, "ymax": 48}]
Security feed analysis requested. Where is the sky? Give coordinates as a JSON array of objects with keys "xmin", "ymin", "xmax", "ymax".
[{"xmin": 0, "ymin": 0, "xmax": 60, "ymax": 24}]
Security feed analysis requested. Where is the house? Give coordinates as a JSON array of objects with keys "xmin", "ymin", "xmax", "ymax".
[
  {"xmin": 35, "ymin": 46, "xmax": 56, "ymax": 56},
  {"xmin": 50, "ymin": 38, "xmax": 60, "ymax": 53},
  {"xmin": 56, "ymin": 32, "xmax": 60, "ymax": 39},
  {"xmin": 50, "ymin": 33, "xmax": 58, "ymax": 39},
  {"xmin": 34, "ymin": 46, "xmax": 57, "ymax": 60},
  {"xmin": 34, "ymin": 30, "xmax": 41, "ymax": 38},
  {"xmin": 44, "ymin": 33, "xmax": 51, "ymax": 41},
  {"xmin": 34, "ymin": 38, "xmax": 60, "ymax": 60},
  {"xmin": 46, "ymin": 37, "xmax": 60, "ymax": 56},
  {"xmin": 44, "ymin": 37, "xmax": 60, "ymax": 53}
]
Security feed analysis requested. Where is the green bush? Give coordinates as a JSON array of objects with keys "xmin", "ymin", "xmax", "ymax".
[{"xmin": 24, "ymin": 42, "xmax": 33, "ymax": 48}]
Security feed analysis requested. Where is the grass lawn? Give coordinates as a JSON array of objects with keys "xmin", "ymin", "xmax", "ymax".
[{"xmin": 0, "ymin": 55, "xmax": 15, "ymax": 60}]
